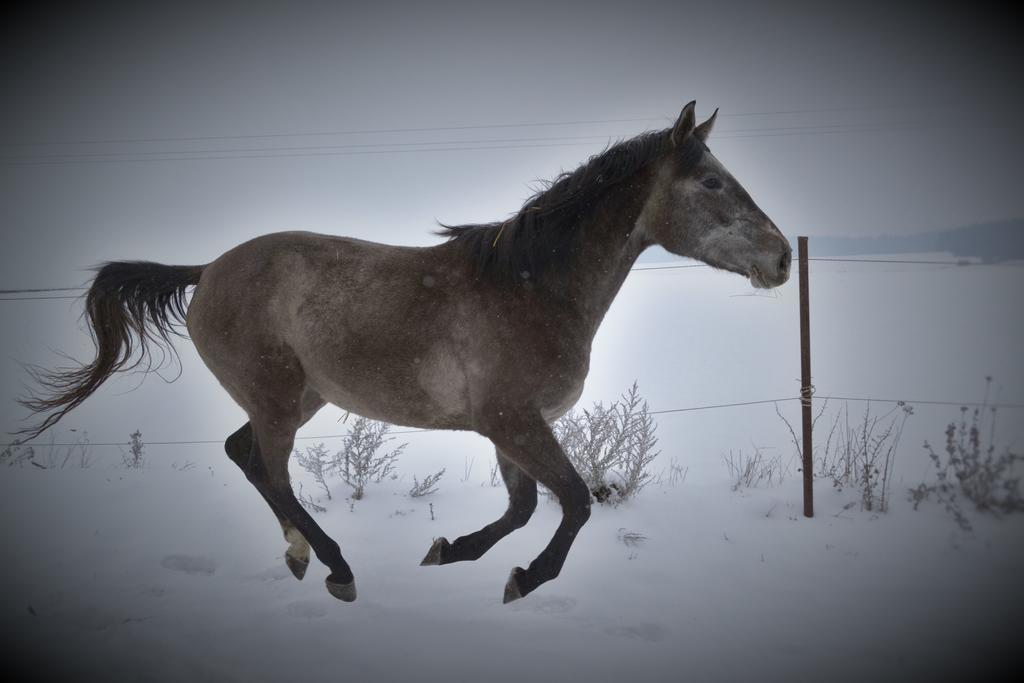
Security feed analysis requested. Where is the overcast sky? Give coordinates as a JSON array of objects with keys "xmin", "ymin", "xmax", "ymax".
[
  {"xmin": 2, "ymin": 1, "xmax": 1022, "ymax": 436},
  {"xmin": 2, "ymin": 1, "xmax": 1022, "ymax": 287}
]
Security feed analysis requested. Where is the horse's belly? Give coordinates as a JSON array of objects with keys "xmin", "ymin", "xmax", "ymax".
[
  {"xmin": 302, "ymin": 348, "xmax": 472, "ymax": 430},
  {"xmin": 540, "ymin": 381, "xmax": 585, "ymax": 423}
]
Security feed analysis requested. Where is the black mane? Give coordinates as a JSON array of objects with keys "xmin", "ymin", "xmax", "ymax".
[{"xmin": 438, "ymin": 128, "xmax": 702, "ymax": 283}]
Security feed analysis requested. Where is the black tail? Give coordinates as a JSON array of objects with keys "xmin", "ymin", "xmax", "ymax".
[{"xmin": 18, "ymin": 261, "xmax": 205, "ymax": 439}]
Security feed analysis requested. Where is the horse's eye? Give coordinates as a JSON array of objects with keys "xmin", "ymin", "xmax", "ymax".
[{"xmin": 702, "ymin": 177, "xmax": 722, "ymax": 190}]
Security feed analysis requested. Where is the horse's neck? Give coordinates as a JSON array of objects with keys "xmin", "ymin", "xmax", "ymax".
[{"xmin": 550, "ymin": 178, "xmax": 653, "ymax": 333}]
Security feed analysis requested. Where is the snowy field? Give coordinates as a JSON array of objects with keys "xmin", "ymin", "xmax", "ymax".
[{"xmin": 2, "ymin": 254, "xmax": 1022, "ymax": 681}]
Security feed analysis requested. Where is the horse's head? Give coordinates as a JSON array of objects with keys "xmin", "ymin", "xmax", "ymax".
[{"xmin": 641, "ymin": 101, "xmax": 791, "ymax": 289}]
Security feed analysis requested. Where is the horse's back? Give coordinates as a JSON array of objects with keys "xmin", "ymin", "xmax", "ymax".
[
  {"xmin": 189, "ymin": 230, "xmax": 451, "ymax": 330},
  {"xmin": 186, "ymin": 231, "xmax": 478, "ymax": 428}
]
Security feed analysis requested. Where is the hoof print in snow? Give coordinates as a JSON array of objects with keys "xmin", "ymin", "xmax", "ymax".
[
  {"xmin": 606, "ymin": 622, "xmax": 669, "ymax": 643},
  {"xmin": 532, "ymin": 596, "xmax": 577, "ymax": 615},
  {"xmin": 160, "ymin": 554, "xmax": 217, "ymax": 576},
  {"xmin": 286, "ymin": 601, "xmax": 328, "ymax": 619},
  {"xmin": 508, "ymin": 594, "xmax": 576, "ymax": 615},
  {"xmin": 241, "ymin": 565, "xmax": 292, "ymax": 582},
  {"xmin": 140, "ymin": 585, "xmax": 168, "ymax": 598}
]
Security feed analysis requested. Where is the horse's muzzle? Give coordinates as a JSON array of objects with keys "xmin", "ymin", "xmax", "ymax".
[{"xmin": 750, "ymin": 242, "xmax": 792, "ymax": 289}]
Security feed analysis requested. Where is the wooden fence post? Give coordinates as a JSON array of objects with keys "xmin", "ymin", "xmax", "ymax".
[{"xmin": 798, "ymin": 236, "xmax": 813, "ymax": 518}]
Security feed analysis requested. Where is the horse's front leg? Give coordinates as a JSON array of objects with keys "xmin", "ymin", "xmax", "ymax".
[
  {"xmin": 476, "ymin": 408, "xmax": 592, "ymax": 602},
  {"xmin": 420, "ymin": 449, "xmax": 537, "ymax": 565}
]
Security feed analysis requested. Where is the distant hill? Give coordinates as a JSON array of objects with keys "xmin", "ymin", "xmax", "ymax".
[
  {"xmin": 636, "ymin": 219, "xmax": 1024, "ymax": 264},
  {"xmin": 806, "ymin": 219, "xmax": 1024, "ymax": 263}
]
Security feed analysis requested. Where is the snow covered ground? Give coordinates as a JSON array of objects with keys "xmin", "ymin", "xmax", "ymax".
[{"xmin": 2, "ymin": 254, "xmax": 1022, "ymax": 681}]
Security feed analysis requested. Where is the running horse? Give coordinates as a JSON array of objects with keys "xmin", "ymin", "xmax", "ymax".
[{"xmin": 20, "ymin": 102, "xmax": 791, "ymax": 603}]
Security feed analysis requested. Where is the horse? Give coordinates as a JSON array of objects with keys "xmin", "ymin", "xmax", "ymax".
[{"xmin": 20, "ymin": 101, "xmax": 791, "ymax": 603}]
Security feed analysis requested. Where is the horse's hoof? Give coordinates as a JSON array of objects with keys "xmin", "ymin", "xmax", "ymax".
[
  {"xmin": 502, "ymin": 566, "xmax": 527, "ymax": 604},
  {"xmin": 420, "ymin": 537, "xmax": 451, "ymax": 566},
  {"xmin": 285, "ymin": 554, "xmax": 309, "ymax": 581},
  {"xmin": 325, "ymin": 575, "xmax": 357, "ymax": 602}
]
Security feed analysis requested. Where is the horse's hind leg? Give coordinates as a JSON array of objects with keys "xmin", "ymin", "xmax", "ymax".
[
  {"xmin": 225, "ymin": 388, "xmax": 324, "ymax": 580},
  {"xmin": 477, "ymin": 408, "xmax": 592, "ymax": 603},
  {"xmin": 420, "ymin": 449, "xmax": 537, "ymax": 565},
  {"xmin": 245, "ymin": 417, "xmax": 357, "ymax": 601},
  {"xmin": 225, "ymin": 423, "xmax": 311, "ymax": 580}
]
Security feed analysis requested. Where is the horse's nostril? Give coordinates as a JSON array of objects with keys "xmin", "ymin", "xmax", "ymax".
[{"xmin": 779, "ymin": 251, "xmax": 791, "ymax": 275}]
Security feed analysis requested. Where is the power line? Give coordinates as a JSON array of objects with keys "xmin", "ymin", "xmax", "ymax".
[
  {"xmin": 0, "ymin": 103, "xmax": 939, "ymax": 149},
  {"xmin": 714, "ymin": 124, "xmax": 923, "ymax": 140},
  {"xmin": 0, "ymin": 133, "xmax": 616, "ymax": 163},
  {"xmin": 0, "ymin": 256, "xmax": 1010, "ymax": 302},
  {"xmin": 5, "ymin": 397, "xmax": 808, "ymax": 447},
  {"xmin": 0, "ymin": 121, "xmax": 921, "ymax": 164},
  {"xmin": 0, "ymin": 286, "xmax": 84, "ymax": 294},
  {"xmin": 631, "ymin": 257, "xmax": 994, "ymax": 270},
  {"xmin": 0, "ymin": 121, "xmax": 927, "ymax": 168},
  {"xmin": 815, "ymin": 395, "xmax": 1024, "ymax": 409},
  {"xmin": 648, "ymin": 397, "xmax": 800, "ymax": 414},
  {"xmin": 808, "ymin": 257, "xmax": 973, "ymax": 265},
  {"xmin": 719, "ymin": 104, "xmax": 942, "ymax": 118},
  {"xmin": 0, "ymin": 117, "xmax": 664, "ymax": 149},
  {"xmin": 11, "ymin": 392, "xmax": 1023, "ymax": 448},
  {"xmin": 0, "ymin": 287, "xmax": 84, "ymax": 295},
  {"xmin": 1, "ymin": 263, "xmax": 717, "ymax": 293},
  {"xmin": 1, "ymin": 139, "xmax": 610, "ymax": 167},
  {"xmin": 631, "ymin": 263, "xmax": 707, "ymax": 272},
  {"xmin": 0, "ymin": 295, "xmax": 82, "ymax": 301}
]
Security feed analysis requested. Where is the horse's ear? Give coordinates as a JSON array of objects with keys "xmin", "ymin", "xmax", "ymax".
[
  {"xmin": 694, "ymin": 108, "xmax": 718, "ymax": 143},
  {"xmin": 671, "ymin": 101, "xmax": 697, "ymax": 147}
]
